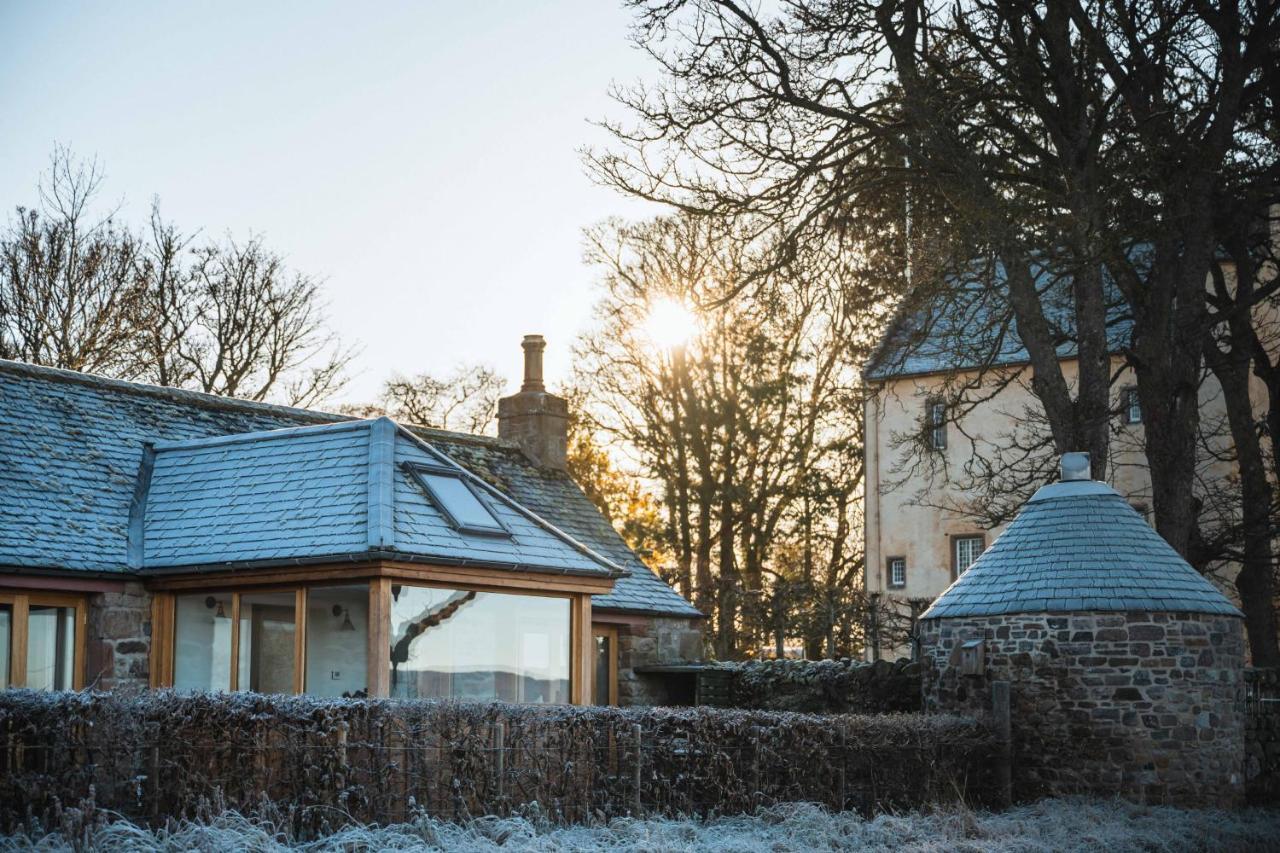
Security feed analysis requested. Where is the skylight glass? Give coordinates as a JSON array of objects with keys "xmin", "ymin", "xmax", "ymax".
[{"xmin": 411, "ymin": 467, "xmax": 507, "ymax": 535}]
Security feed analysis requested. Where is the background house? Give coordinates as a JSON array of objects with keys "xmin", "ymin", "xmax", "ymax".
[
  {"xmin": 0, "ymin": 337, "xmax": 702, "ymax": 704},
  {"xmin": 862, "ymin": 270, "xmax": 1269, "ymax": 661}
]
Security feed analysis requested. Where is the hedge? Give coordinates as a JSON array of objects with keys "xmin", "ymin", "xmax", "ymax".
[{"xmin": 0, "ymin": 690, "xmax": 999, "ymax": 834}]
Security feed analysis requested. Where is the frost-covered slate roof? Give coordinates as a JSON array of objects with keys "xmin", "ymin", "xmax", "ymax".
[
  {"xmin": 922, "ymin": 480, "xmax": 1242, "ymax": 619},
  {"xmin": 0, "ymin": 359, "xmax": 700, "ymax": 616},
  {"xmin": 139, "ymin": 419, "xmax": 619, "ymax": 577},
  {"xmin": 864, "ymin": 258, "xmax": 1134, "ymax": 381}
]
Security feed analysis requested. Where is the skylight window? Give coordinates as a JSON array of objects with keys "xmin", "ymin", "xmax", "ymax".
[{"xmin": 403, "ymin": 463, "xmax": 508, "ymax": 536}]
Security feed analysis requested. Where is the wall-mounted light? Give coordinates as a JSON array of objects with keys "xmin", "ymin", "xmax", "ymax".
[
  {"xmin": 332, "ymin": 604, "xmax": 356, "ymax": 632},
  {"xmin": 204, "ymin": 596, "xmax": 227, "ymax": 619}
]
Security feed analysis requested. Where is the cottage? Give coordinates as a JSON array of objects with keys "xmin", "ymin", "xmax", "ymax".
[{"xmin": 0, "ymin": 337, "xmax": 702, "ymax": 704}]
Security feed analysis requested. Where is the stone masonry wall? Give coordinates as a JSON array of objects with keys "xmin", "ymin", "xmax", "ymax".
[
  {"xmin": 616, "ymin": 616, "xmax": 703, "ymax": 706},
  {"xmin": 920, "ymin": 611, "xmax": 1245, "ymax": 808},
  {"xmin": 85, "ymin": 582, "xmax": 152, "ymax": 691}
]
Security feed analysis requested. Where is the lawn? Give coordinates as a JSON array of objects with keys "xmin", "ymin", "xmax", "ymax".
[{"xmin": 3, "ymin": 799, "xmax": 1278, "ymax": 852}]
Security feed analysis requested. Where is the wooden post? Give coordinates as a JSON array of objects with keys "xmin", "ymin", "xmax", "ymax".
[
  {"xmin": 494, "ymin": 721, "xmax": 505, "ymax": 802},
  {"xmin": 150, "ymin": 745, "xmax": 161, "ymax": 819},
  {"xmin": 837, "ymin": 728, "xmax": 847, "ymax": 811},
  {"xmin": 368, "ymin": 579, "xmax": 391, "ymax": 698},
  {"xmin": 631, "ymin": 723, "xmax": 643, "ymax": 816},
  {"xmin": 570, "ymin": 594, "xmax": 593, "ymax": 705},
  {"xmin": 992, "ymin": 680, "xmax": 1012, "ymax": 809},
  {"xmin": 293, "ymin": 588, "xmax": 308, "ymax": 694}
]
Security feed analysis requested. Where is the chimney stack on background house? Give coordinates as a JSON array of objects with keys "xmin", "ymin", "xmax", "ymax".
[{"xmin": 497, "ymin": 335, "xmax": 568, "ymax": 470}]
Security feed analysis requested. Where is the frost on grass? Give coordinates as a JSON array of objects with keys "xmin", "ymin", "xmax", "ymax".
[{"xmin": 2, "ymin": 799, "xmax": 1278, "ymax": 853}]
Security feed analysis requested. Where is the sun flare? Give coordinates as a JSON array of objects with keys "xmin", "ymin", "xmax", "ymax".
[{"xmin": 641, "ymin": 297, "xmax": 699, "ymax": 351}]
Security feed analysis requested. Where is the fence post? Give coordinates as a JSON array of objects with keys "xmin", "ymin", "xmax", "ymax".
[
  {"xmin": 631, "ymin": 723, "xmax": 643, "ymax": 816},
  {"xmin": 150, "ymin": 745, "xmax": 161, "ymax": 819},
  {"xmin": 992, "ymin": 680, "xmax": 1012, "ymax": 809},
  {"xmin": 837, "ymin": 728, "xmax": 847, "ymax": 811},
  {"xmin": 494, "ymin": 721, "xmax": 505, "ymax": 803}
]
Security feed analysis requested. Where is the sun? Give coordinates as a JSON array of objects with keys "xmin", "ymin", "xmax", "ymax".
[{"xmin": 641, "ymin": 297, "xmax": 699, "ymax": 351}]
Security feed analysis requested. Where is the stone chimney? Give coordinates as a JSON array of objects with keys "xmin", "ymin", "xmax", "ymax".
[{"xmin": 497, "ymin": 335, "xmax": 568, "ymax": 470}]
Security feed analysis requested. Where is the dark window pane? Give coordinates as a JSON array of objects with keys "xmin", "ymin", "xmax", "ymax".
[
  {"xmin": 594, "ymin": 634, "xmax": 613, "ymax": 705},
  {"xmin": 239, "ymin": 592, "xmax": 296, "ymax": 694}
]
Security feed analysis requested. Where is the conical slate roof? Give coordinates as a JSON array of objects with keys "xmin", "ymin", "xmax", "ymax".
[{"xmin": 922, "ymin": 479, "xmax": 1242, "ymax": 620}]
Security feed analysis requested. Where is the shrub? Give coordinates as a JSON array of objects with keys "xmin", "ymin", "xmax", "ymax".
[
  {"xmin": 718, "ymin": 657, "xmax": 922, "ymax": 713},
  {"xmin": 0, "ymin": 690, "xmax": 996, "ymax": 833}
]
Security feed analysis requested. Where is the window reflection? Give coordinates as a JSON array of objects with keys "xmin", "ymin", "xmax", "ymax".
[
  {"xmin": 26, "ymin": 605, "xmax": 75, "ymax": 691},
  {"xmin": 173, "ymin": 594, "xmax": 233, "ymax": 691},
  {"xmin": 0, "ymin": 605, "xmax": 10, "ymax": 689},
  {"xmin": 593, "ymin": 633, "xmax": 613, "ymax": 706},
  {"xmin": 305, "ymin": 585, "xmax": 368, "ymax": 698},
  {"xmin": 389, "ymin": 585, "xmax": 569, "ymax": 704},
  {"xmin": 239, "ymin": 592, "xmax": 296, "ymax": 694}
]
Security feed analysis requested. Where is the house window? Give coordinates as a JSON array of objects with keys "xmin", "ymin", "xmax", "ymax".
[
  {"xmin": 0, "ymin": 592, "xmax": 86, "ymax": 691},
  {"xmin": 887, "ymin": 557, "xmax": 907, "ymax": 589},
  {"xmin": 593, "ymin": 626, "xmax": 619, "ymax": 706},
  {"xmin": 170, "ymin": 585, "xmax": 363, "ymax": 696},
  {"xmin": 403, "ymin": 463, "xmax": 508, "ymax": 535},
  {"xmin": 389, "ymin": 584, "xmax": 570, "ymax": 704},
  {"xmin": 952, "ymin": 536, "xmax": 985, "ymax": 577},
  {"xmin": 928, "ymin": 400, "xmax": 947, "ymax": 450},
  {"xmin": 1121, "ymin": 387, "xmax": 1142, "ymax": 425}
]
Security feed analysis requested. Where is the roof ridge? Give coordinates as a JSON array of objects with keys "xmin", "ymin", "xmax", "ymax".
[
  {"xmin": 0, "ymin": 358, "xmax": 347, "ymax": 423},
  {"xmin": 0, "ymin": 358, "xmax": 519, "ymax": 450}
]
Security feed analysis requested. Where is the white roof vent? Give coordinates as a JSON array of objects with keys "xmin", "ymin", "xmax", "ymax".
[{"xmin": 1060, "ymin": 452, "xmax": 1091, "ymax": 482}]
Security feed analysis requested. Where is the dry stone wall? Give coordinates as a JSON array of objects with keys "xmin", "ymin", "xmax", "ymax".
[
  {"xmin": 920, "ymin": 610, "xmax": 1245, "ymax": 808},
  {"xmin": 616, "ymin": 616, "xmax": 703, "ymax": 706}
]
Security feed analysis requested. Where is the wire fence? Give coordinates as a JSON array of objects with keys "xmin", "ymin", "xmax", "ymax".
[{"xmin": 0, "ymin": 691, "xmax": 1000, "ymax": 833}]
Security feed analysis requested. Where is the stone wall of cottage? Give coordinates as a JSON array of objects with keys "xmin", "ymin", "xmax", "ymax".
[
  {"xmin": 616, "ymin": 616, "xmax": 703, "ymax": 706},
  {"xmin": 920, "ymin": 610, "xmax": 1245, "ymax": 808},
  {"xmin": 85, "ymin": 583, "xmax": 153, "ymax": 691}
]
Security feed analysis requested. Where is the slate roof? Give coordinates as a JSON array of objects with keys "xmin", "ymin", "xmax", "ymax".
[
  {"xmin": 138, "ymin": 420, "xmax": 618, "ymax": 577},
  {"xmin": 864, "ymin": 257, "xmax": 1134, "ymax": 381},
  {"xmin": 0, "ymin": 359, "xmax": 700, "ymax": 616},
  {"xmin": 922, "ymin": 480, "xmax": 1243, "ymax": 620}
]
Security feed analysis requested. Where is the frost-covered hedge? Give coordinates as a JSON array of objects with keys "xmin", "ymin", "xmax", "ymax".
[
  {"xmin": 0, "ymin": 690, "xmax": 996, "ymax": 833},
  {"xmin": 719, "ymin": 657, "xmax": 922, "ymax": 713}
]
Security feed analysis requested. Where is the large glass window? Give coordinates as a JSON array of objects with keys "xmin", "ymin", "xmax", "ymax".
[
  {"xmin": 306, "ymin": 585, "xmax": 369, "ymax": 698},
  {"xmin": 593, "ymin": 628, "xmax": 617, "ymax": 706},
  {"xmin": 239, "ymin": 592, "xmax": 297, "ymax": 695},
  {"xmin": 0, "ymin": 594, "xmax": 83, "ymax": 691},
  {"xmin": 389, "ymin": 585, "xmax": 570, "ymax": 703},
  {"xmin": 173, "ymin": 594, "xmax": 233, "ymax": 692}
]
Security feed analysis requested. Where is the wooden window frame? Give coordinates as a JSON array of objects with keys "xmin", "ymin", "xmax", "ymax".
[
  {"xmin": 927, "ymin": 399, "xmax": 947, "ymax": 450},
  {"xmin": 886, "ymin": 557, "xmax": 907, "ymax": 589},
  {"xmin": 0, "ymin": 590, "xmax": 88, "ymax": 690},
  {"xmin": 151, "ymin": 565, "xmax": 599, "ymax": 705},
  {"xmin": 950, "ymin": 535, "xmax": 986, "ymax": 580},
  {"xmin": 591, "ymin": 625, "xmax": 620, "ymax": 706}
]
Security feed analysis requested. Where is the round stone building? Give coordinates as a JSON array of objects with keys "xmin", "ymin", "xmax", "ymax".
[{"xmin": 919, "ymin": 453, "xmax": 1245, "ymax": 807}]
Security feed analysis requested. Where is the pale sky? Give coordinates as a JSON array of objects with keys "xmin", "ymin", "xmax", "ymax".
[{"xmin": 0, "ymin": 1, "xmax": 659, "ymax": 406}]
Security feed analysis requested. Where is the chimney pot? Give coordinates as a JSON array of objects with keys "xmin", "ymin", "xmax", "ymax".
[
  {"xmin": 1060, "ymin": 452, "xmax": 1091, "ymax": 482},
  {"xmin": 521, "ymin": 335, "xmax": 546, "ymax": 392}
]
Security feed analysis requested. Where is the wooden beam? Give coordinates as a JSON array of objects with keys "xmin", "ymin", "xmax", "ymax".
[
  {"xmin": 229, "ymin": 593, "xmax": 241, "ymax": 692},
  {"xmin": 10, "ymin": 594, "xmax": 28, "ymax": 687},
  {"xmin": 570, "ymin": 593, "xmax": 592, "ymax": 705},
  {"xmin": 293, "ymin": 587, "xmax": 307, "ymax": 694},
  {"xmin": 0, "ymin": 575, "xmax": 128, "ymax": 594},
  {"xmin": 149, "ymin": 592, "xmax": 174, "ymax": 688},
  {"xmin": 72, "ymin": 597, "xmax": 87, "ymax": 691},
  {"xmin": 367, "ymin": 578, "xmax": 390, "ymax": 698},
  {"xmin": 146, "ymin": 560, "xmax": 616, "ymax": 597}
]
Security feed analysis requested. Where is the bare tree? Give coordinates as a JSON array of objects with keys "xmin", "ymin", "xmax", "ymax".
[
  {"xmin": 576, "ymin": 213, "xmax": 875, "ymax": 658},
  {"xmin": 0, "ymin": 147, "xmax": 145, "ymax": 375},
  {"xmin": 2, "ymin": 147, "xmax": 355, "ymax": 408},
  {"xmin": 348, "ymin": 364, "xmax": 506, "ymax": 434}
]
